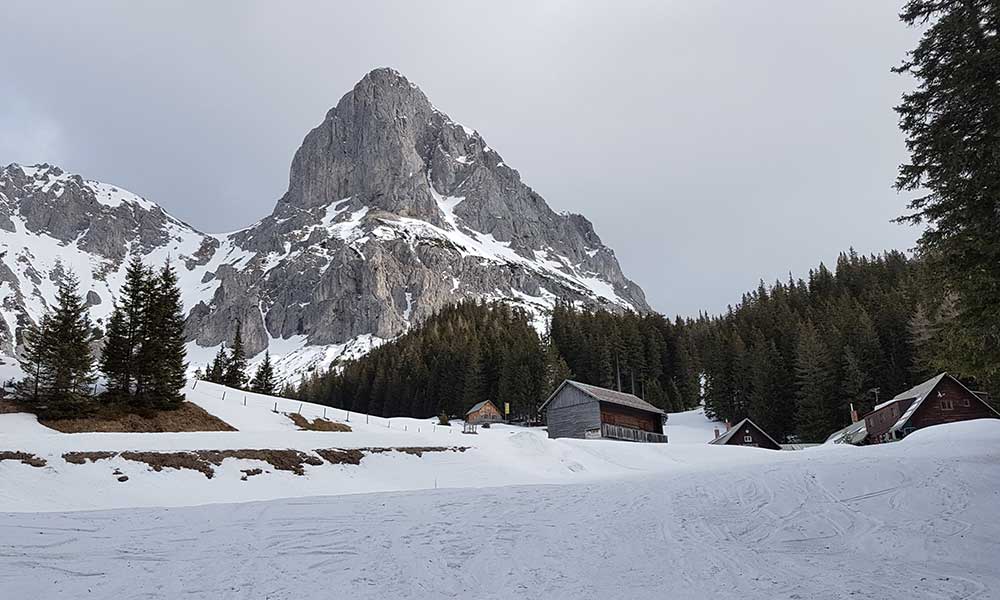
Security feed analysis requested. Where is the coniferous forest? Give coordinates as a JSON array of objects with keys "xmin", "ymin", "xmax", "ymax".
[
  {"xmin": 292, "ymin": 247, "xmax": 998, "ymax": 443},
  {"xmin": 15, "ymin": 258, "xmax": 189, "ymax": 418}
]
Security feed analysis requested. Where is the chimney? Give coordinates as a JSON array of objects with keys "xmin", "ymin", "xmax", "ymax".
[
  {"xmin": 850, "ymin": 403, "xmax": 859, "ymax": 424},
  {"xmin": 713, "ymin": 428, "xmax": 720, "ymax": 440},
  {"xmin": 724, "ymin": 420, "xmax": 731, "ymax": 431}
]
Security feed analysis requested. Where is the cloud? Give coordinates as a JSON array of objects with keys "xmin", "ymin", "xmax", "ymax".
[{"xmin": 0, "ymin": 0, "xmax": 924, "ymax": 316}]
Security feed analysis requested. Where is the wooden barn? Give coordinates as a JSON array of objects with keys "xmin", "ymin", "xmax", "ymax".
[
  {"xmin": 709, "ymin": 418, "xmax": 782, "ymax": 450},
  {"xmin": 540, "ymin": 380, "xmax": 667, "ymax": 443},
  {"xmin": 465, "ymin": 400, "xmax": 503, "ymax": 425},
  {"xmin": 864, "ymin": 372, "xmax": 999, "ymax": 444}
]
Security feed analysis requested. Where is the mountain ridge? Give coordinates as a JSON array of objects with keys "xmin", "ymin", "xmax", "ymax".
[{"xmin": 0, "ymin": 68, "xmax": 649, "ymax": 381}]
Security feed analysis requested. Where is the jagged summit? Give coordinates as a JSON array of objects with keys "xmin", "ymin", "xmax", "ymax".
[{"xmin": 0, "ymin": 69, "xmax": 649, "ymax": 381}]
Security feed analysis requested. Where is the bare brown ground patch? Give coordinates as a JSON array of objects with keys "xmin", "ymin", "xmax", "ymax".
[
  {"xmin": 314, "ymin": 448, "xmax": 365, "ymax": 465},
  {"xmin": 55, "ymin": 446, "xmax": 469, "ymax": 478},
  {"xmin": 240, "ymin": 468, "xmax": 263, "ymax": 480},
  {"xmin": 316, "ymin": 446, "xmax": 468, "ymax": 464},
  {"xmin": 71, "ymin": 449, "xmax": 325, "ymax": 478},
  {"xmin": 40, "ymin": 402, "xmax": 236, "ymax": 433},
  {"xmin": 0, "ymin": 451, "xmax": 47, "ymax": 467},
  {"xmin": 287, "ymin": 413, "xmax": 352, "ymax": 432},
  {"xmin": 198, "ymin": 450, "xmax": 324, "ymax": 476},
  {"xmin": 62, "ymin": 451, "xmax": 116, "ymax": 464},
  {"xmin": 120, "ymin": 451, "xmax": 216, "ymax": 478},
  {"xmin": 0, "ymin": 399, "xmax": 28, "ymax": 414}
]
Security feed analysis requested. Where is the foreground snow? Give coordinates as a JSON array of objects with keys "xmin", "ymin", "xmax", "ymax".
[
  {"xmin": 3, "ymin": 384, "xmax": 999, "ymax": 598},
  {"xmin": 3, "ymin": 421, "xmax": 999, "ymax": 599},
  {"xmin": 0, "ymin": 382, "xmax": 730, "ymax": 512}
]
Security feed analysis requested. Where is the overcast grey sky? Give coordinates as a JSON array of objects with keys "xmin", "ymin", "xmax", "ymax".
[{"xmin": 1, "ymin": 1, "xmax": 922, "ymax": 316}]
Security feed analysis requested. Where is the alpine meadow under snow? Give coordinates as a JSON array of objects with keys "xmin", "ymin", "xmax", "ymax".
[
  {"xmin": 5, "ymin": 1, "xmax": 1000, "ymax": 597},
  {"xmin": 2, "ymin": 384, "xmax": 999, "ymax": 599}
]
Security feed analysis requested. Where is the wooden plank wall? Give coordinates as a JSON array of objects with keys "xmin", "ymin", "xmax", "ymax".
[{"xmin": 545, "ymin": 385, "xmax": 601, "ymax": 439}]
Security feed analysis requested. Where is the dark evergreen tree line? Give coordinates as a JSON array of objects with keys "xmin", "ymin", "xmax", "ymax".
[
  {"xmin": 199, "ymin": 320, "xmax": 276, "ymax": 395},
  {"xmin": 286, "ymin": 249, "xmax": 996, "ymax": 443},
  {"xmin": 292, "ymin": 301, "xmax": 553, "ymax": 420},
  {"xmin": 101, "ymin": 258, "xmax": 188, "ymax": 410},
  {"xmin": 17, "ymin": 258, "xmax": 188, "ymax": 417},
  {"xmin": 893, "ymin": 0, "xmax": 1000, "ymax": 395},
  {"xmin": 693, "ymin": 250, "xmax": 928, "ymax": 442}
]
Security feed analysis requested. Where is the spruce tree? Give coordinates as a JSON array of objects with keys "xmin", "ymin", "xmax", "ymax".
[
  {"xmin": 794, "ymin": 322, "xmax": 836, "ymax": 442},
  {"xmin": 250, "ymin": 351, "xmax": 277, "ymax": 395},
  {"xmin": 894, "ymin": 1, "xmax": 1000, "ymax": 381},
  {"xmin": 141, "ymin": 262, "xmax": 188, "ymax": 408},
  {"xmin": 99, "ymin": 257, "xmax": 151, "ymax": 401},
  {"xmin": 207, "ymin": 345, "xmax": 229, "ymax": 384},
  {"xmin": 29, "ymin": 274, "xmax": 96, "ymax": 417},
  {"xmin": 223, "ymin": 320, "xmax": 248, "ymax": 389},
  {"xmin": 16, "ymin": 317, "xmax": 50, "ymax": 406}
]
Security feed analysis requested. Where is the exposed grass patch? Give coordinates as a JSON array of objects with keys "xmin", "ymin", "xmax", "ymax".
[
  {"xmin": 120, "ymin": 451, "xmax": 216, "ymax": 478},
  {"xmin": 316, "ymin": 446, "xmax": 469, "ymax": 464},
  {"xmin": 314, "ymin": 448, "xmax": 365, "ymax": 465},
  {"xmin": 63, "ymin": 451, "xmax": 116, "ymax": 464},
  {"xmin": 240, "ymin": 468, "xmax": 263, "ymax": 481},
  {"xmin": 287, "ymin": 413, "xmax": 352, "ymax": 432},
  {"xmin": 0, "ymin": 451, "xmax": 47, "ymax": 468},
  {"xmin": 40, "ymin": 402, "xmax": 236, "ymax": 433},
  {"xmin": 72, "ymin": 449, "xmax": 325, "ymax": 478},
  {"xmin": 55, "ymin": 446, "xmax": 470, "ymax": 479},
  {"xmin": 0, "ymin": 399, "xmax": 28, "ymax": 415},
  {"xmin": 366, "ymin": 446, "xmax": 469, "ymax": 458},
  {"xmin": 198, "ymin": 450, "xmax": 324, "ymax": 476}
]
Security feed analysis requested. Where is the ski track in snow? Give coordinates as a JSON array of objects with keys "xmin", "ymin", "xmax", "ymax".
[
  {"xmin": 2, "ymin": 449, "xmax": 999, "ymax": 600},
  {"xmin": 1, "ymin": 386, "xmax": 999, "ymax": 599}
]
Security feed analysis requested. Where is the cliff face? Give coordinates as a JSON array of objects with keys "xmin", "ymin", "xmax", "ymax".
[{"xmin": 0, "ymin": 68, "xmax": 648, "ymax": 380}]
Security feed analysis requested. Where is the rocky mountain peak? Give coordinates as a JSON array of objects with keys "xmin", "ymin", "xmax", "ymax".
[{"xmin": 1, "ymin": 69, "xmax": 650, "ymax": 382}]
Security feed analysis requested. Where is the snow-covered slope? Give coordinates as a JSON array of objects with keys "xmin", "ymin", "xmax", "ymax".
[
  {"xmin": 0, "ymin": 69, "xmax": 649, "ymax": 384},
  {"xmin": 0, "ymin": 383, "xmax": 738, "ymax": 512},
  {"xmin": 2, "ymin": 385, "xmax": 998, "ymax": 599}
]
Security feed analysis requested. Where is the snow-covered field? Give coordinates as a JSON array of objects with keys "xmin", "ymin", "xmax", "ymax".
[{"xmin": 2, "ymin": 383, "xmax": 999, "ymax": 599}]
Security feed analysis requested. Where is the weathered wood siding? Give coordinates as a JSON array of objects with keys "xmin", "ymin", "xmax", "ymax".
[
  {"xmin": 721, "ymin": 422, "xmax": 781, "ymax": 450},
  {"xmin": 469, "ymin": 402, "xmax": 503, "ymax": 424},
  {"xmin": 545, "ymin": 385, "xmax": 601, "ymax": 439},
  {"xmin": 864, "ymin": 398, "xmax": 915, "ymax": 441},
  {"xmin": 599, "ymin": 403, "xmax": 662, "ymax": 434},
  {"xmin": 906, "ymin": 377, "xmax": 999, "ymax": 432}
]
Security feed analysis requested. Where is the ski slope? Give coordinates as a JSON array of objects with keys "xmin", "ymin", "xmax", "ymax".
[
  {"xmin": 2, "ymin": 384, "xmax": 1000, "ymax": 599},
  {"xmin": 0, "ymin": 383, "xmax": 745, "ymax": 512}
]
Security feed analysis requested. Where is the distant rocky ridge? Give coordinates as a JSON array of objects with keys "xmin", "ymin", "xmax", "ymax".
[{"xmin": 0, "ymin": 68, "xmax": 649, "ymax": 381}]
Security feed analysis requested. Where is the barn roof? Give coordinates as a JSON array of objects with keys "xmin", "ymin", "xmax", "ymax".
[
  {"xmin": 538, "ymin": 380, "xmax": 665, "ymax": 415},
  {"xmin": 465, "ymin": 400, "xmax": 495, "ymax": 416},
  {"xmin": 709, "ymin": 418, "xmax": 782, "ymax": 448},
  {"xmin": 878, "ymin": 372, "xmax": 1000, "ymax": 434},
  {"xmin": 873, "ymin": 373, "xmax": 946, "ymax": 412}
]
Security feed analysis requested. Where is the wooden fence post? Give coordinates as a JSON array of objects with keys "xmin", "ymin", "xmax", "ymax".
[{"xmin": 222, "ymin": 391, "xmax": 226, "ymax": 400}]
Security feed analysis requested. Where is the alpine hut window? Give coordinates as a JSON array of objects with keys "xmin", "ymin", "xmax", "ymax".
[
  {"xmin": 960, "ymin": 397, "xmax": 970, "ymax": 407},
  {"xmin": 940, "ymin": 398, "xmax": 954, "ymax": 411},
  {"xmin": 744, "ymin": 434, "xmax": 753, "ymax": 443}
]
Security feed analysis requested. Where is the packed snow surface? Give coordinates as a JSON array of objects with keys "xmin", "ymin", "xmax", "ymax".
[{"xmin": 2, "ymin": 384, "xmax": 999, "ymax": 599}]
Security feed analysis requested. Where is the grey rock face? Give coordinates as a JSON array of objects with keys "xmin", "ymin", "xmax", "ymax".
[{"xmin": 0, "ymin": 68, "xmax": 649, "ymax": 377}]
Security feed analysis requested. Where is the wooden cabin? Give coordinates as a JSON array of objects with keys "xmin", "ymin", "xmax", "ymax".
[
  {"xmin": 465, "ymin": 400, "xmax": 503, "ymax": 425},
  {"xmin": 540, "ymin": 380, "xmax": 667, "ymax": 443},
  {"xmin": 864, "ymin": 372, "xmax": 999, "ymax": 444},
  {"xmin": 709, "ymin": 418, "xmax": 782, "ymax": 450}
]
